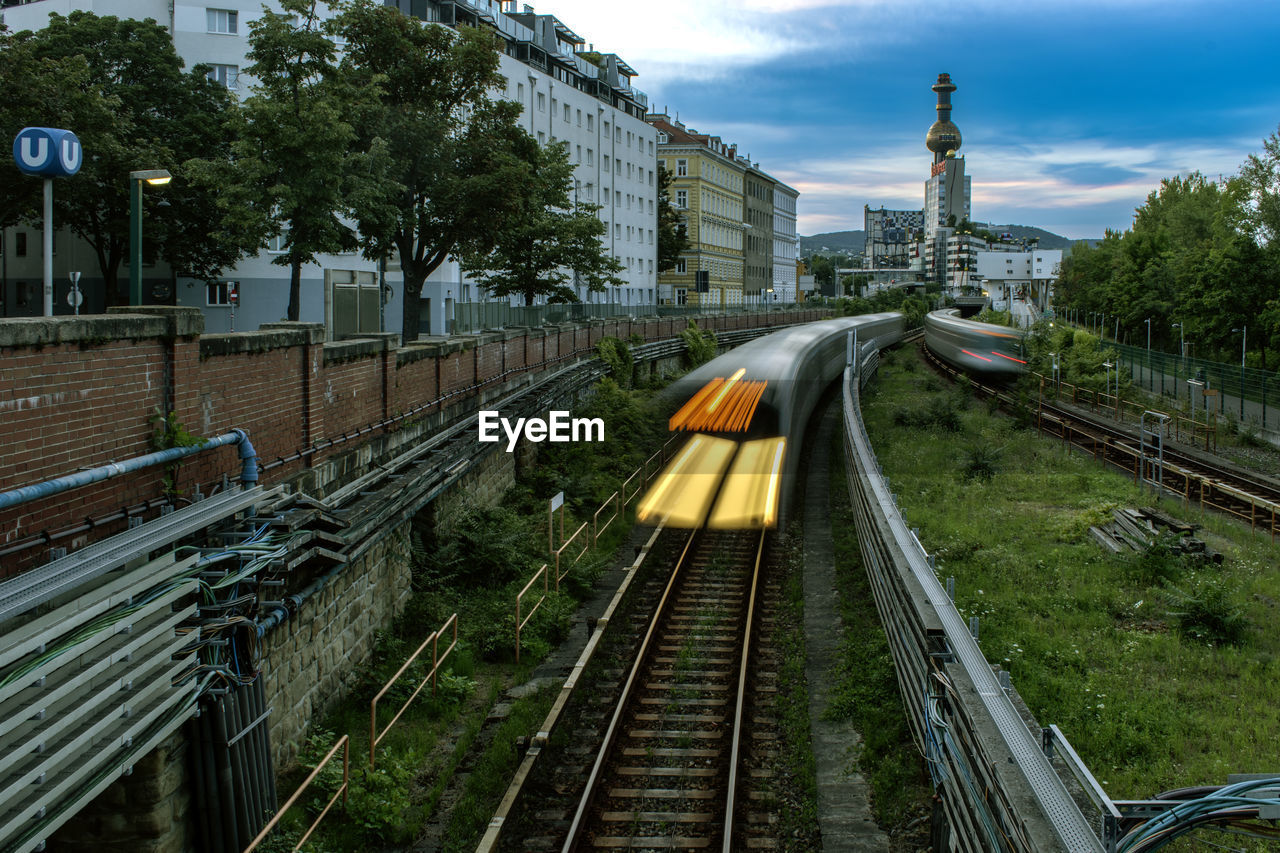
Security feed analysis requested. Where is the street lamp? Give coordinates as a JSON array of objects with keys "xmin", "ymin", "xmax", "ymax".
[
  {"xmin": 1143, "ymin": 317, "xmax": 1152, "ymax": 390},
  {"xmin": 1172, "ymin": 322, "xmax": 1184, "ymax": 361},
  {"xmin": 1233, "ymin": 326, "xmax": 1247, "ymax": 419},
  {"xmin": 1103, "ymin": 360, "xmax": 1114, "ymax": 400},
  {"xmin": 129, "ymin": 169, "xmax": 171, "ymax": 306}
]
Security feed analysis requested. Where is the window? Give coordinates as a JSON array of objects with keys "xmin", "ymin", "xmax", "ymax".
[
  {"xmin": 207, "ymin": 8, "xmax": 238, "ymax": 34},
  {"xmin": 585, "ymin": 182, "xmax": 594, "ymax": 201},
  {"xmin": 517, "ymin": 82, "xmax": 524, "ymax": 101},
  {"xmin": 603, "ymin": 121, "xmax": 610, "ymax": 136},
  {"xmin": 586, "ymin": 149, "xmax": 594, "ymax": 166},
  {"xmin": 537, "ymin": 131, "xmax": 546, "ymax": 145},
  {"xmin": 615, "ymin": 190, "xmax": 621, "ymax": 206},
  {"xmin": 266, "ymin": 231, "xmax": 288, "ymax": 253},
  {"xmin": 563, "ymin": 103, "xmax": 570, "ymax": 122},
  {"xmin": 587, "ymin": 114, "xmax": 593, "ymax": 131},
  {"xmin": 676, "ymin": 189, "xmax": 687, "ymax": 209},
  {"xmin": 537, "ymin": 92, "xmax": 546, "ymax": 111},
  {"xmin": 15, "ymin": 232, "xmax": 26, "ymax": 257},
  {"xmin": 207, "ymin": 281, "xmax": 238, "ymax": 306},
  {"xmin": 615, "ymin": 160, "xmax": 621, "ymax": 175},
  {"xmin": 576, "ymin": 108, "xmax": 582, "ymax": 125},
  {"xmin": 206, "ymin": 64, "xmax": 239, "ymax": 90},
  {"xmin": 676, "ymin": 158, "xmax": 687, "ymax": 177},
  {"xmin": 615, "ymin": 127, "xmax": 622, "ymax": 142},
  {"xmin": 615, "ymin": 223, "xmax": 621, "ymax": 238},
  {"xmin": 551, "ymin": 98, "xmax": 558, "ymax": 115},
  {"xmin": 575, "ymin": 144, "xmax": 581, "ymax": 163}
]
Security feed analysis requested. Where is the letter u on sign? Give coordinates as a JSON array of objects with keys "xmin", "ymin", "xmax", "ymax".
[{"xmin": 12, "ymin": 128, "xmax": 82, "ymax": 178}]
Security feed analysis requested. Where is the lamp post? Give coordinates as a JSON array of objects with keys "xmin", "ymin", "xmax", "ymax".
[
  {"xmin": 1172, "ymin": 322, "xmax": 1184, "ymax": 360},
  {"xmin": 1144, "ymin": 317, "xmax": 1152, "ymax": 391},
  {"xmin": 129, "ymin": 169, "xmax": 171, "ymax": 306},
  {"xmin": 1233, "ymin": 326, "xmax": 1246, "ymax": 420},
  {"xmin": 1103, "ymin": 360, "xmax": 1114, "ymax": 401}
]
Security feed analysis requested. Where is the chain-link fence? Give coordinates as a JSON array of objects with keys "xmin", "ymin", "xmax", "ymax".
[{"xmin": 1106, "ymin": 339, "xmax": 1279, "ymax": 429}]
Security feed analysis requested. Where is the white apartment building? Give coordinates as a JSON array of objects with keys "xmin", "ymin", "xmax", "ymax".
[
  {"xmin": 1, "ymin": 0, "xmax": 657, "ymax": 337},
  {"xmin": 976, "ymin": 248, "xmax": 1061, "ymax": 311},
  {"xmin": 772, "ymin": 183, "xmax": 799, "ymax": 303}
]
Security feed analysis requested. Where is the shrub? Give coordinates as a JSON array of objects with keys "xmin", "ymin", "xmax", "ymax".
[
  {"xmin": 596, "ymin": 337, "xmax": 633, "ymax": 388},
  {"xmin": 1132, "ymin": 531, "xmax": 1188, "ymax": 585},
  {"xmin": 960, "ymin": 444, "xmax": 1001, "ymax": 481},
  {"xmin": 681, "ymin": 319, "xmax": 717, "ymax": 367},
  {"xmin": 1168, "ymin": 579, "xmax": 1250, "ymax": 647}
]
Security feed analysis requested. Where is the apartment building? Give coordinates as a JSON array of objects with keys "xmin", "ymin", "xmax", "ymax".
[{"xmin": 1, "ymin": 0, "xmax": 657, "ymax": 335}]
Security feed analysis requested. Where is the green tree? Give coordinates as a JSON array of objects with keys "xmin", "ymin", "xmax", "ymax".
[
  {"xmin": 335, "ymin": 1, "xmax": 532, "ymax": 341},
  {"xmin": 2, "ymin": 13, "xmax": 247, "ymax": 304},
  {"xmin": 656, "ymin": 163, "xmax": 688, "ymax": 273},
  {"xmin": 196, "ymin": 0, "xmax": 365, "ymax": 321},
  {"xmin": 461, "ymin": 138, "xmax": 623, "ymax": 305}
]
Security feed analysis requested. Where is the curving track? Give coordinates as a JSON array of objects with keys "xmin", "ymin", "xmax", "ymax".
[{"xmin": 922, "ymin": 343, "xmax": 1280, "ymax": 537}]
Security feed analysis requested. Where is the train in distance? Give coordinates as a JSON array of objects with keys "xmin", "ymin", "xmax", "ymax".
[
  {"xmin": 923, "ymin": 308, "xmax": 1028, "ymax": 376},
  {"xmin": 635, "ymin": 309, "xmax": 1030, "ymax": 531},
  {"xmin": 636, "ymin": 314, "xmax": 903, "ymax": 531}
]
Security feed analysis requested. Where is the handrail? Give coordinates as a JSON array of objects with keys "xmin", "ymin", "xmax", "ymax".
[
  {"xmin": 592, "ymin": 491, "xmax": 619, "ymax": 545},
  {"xmin": 243, "ymin": 734, "xmax": 349, "ymax": 853},
  {"xmin": 369, "ymin": 613, "xmax": 459, "ymax": 768},
  {"xmin": 515, "ymin": 565, "xmax": 549, "ymax": 663},
  {"xmin": 554, "ymin": 522, "xmax": 589, "ymax": 588}
]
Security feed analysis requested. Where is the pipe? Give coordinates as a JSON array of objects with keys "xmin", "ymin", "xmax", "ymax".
[{"xmin": 0, "ymin": 428, "xmax": 259, "ymax": 510}]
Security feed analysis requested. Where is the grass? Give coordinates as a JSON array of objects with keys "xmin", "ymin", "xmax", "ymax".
[
  {"xmin": 774, "ymin": 538, "xmax": 822, "ymax": 850},
  {"xmin": 860, "ymin": 345, "xmax": 1280, "ymax": 799},
  {"xmin": 825, "ymin": 440, "xmax": 933, "ymax": 831}
]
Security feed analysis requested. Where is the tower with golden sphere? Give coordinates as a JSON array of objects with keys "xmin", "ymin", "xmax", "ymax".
[{"xmin": 923, "ymin": 73, "xmax": 971, "ymax": 284}]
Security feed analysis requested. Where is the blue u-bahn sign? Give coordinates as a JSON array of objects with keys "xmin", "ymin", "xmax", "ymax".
[{"xmin": 13, "ymin": 127, "xmax": 82, "ymax": 177}]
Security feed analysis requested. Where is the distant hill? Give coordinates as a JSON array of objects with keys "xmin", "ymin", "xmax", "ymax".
[
  {"xmin": 800, "ymin": 231, "xmax": 865, "ymax": 255},
  {"xmin": 800, "ymin": 225, "xmax": 1098, "ymax": 256}
]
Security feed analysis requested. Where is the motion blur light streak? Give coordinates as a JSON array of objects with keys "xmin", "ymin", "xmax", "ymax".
[
  {"xmin": 992, "ymin": 351, "xmax": 1027, "ymax": 364},
  {"xmin": 636, "ymin": 434, "xmax": 737, "ymax": 527},
  {"xmin": 961, "ymin": 348, "xmax": 993, "ymax": 362},
  {"xmin": 707, "ymin": 437, "xmax": 786, "ymax": 529},
  {"xmin": 668, "ymin": 372, "xmax": 768, "ymax": 433}
]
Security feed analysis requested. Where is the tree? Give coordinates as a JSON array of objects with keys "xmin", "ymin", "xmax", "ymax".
[
  {"xmin": 194, "ymin": 0, "xmax": 366, "ymax": 321},
  {"xmin": 335, "ymin": 1, "xmax": 534, "ymax": 341},
  {"xmin": 461, "ymin": 138, "xmax": 623, "ymax": 305},
  {"xmin": 656, "ymin": 164, "xmax": 688, "ymax": 273},
  {"xmin": 2, "ymin": 13, "xmax": 247, "ymax": 304}
]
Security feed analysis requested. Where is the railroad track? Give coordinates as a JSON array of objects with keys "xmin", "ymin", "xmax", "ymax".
[
  {"xmin": 921, "ymin": 343, "xmax": 1280, "ymax": 537},
  {"xmin": 500, "ymin": 528, "xmax": 779, "ymax": 852}
]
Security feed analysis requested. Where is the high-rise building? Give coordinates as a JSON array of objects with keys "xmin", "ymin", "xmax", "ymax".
[
  {"xmin": 923, "ymin": 73, "xmax": 971, "ymax": 284},
  {"xmin": 1, "ymin": 0, "xmax": 657, "ymax": 335},
  {"xmin": 772, "ymin": 183, "xmax": 799, "ymax": 303},
  {"xmin": 864, "ymin": 206, "xmax": 924, "ymax": 270}
]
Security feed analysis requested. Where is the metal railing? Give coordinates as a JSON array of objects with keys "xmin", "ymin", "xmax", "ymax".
[
  {"xmin": 515, "ymin": 565, "xmax": 549, "ymax": 664},
  {"xmin": 244, "ymin": 735, "xmax": 349, "ymax": 853},
  {"xmin": 449, "ymin": 299, "xmax": 817, "ymax": 334},
  {"xmin": 843, "ymin": 355, "xmax": 1102, "ymax": 850},
  {"xmin": 368, "ymin": 613, "xmax": 459, "ymax": 769}
]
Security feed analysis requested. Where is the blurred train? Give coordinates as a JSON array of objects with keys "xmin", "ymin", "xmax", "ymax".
[
  {"xmin": 923, "ymin": 308, "xmax": 1028, "ymax": 377},
  {"xmin": 636, "ymin": 313, "xmax": 903, "ymax": 530}
]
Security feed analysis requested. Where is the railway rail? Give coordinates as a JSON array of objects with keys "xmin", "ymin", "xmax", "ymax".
[
  {"xmin": 562, "ymin": 528, "xmax": 769, "ymax": 852},
  {"xmin": 922, "ymin": 344, "xmax": 1280, "ymax": 538}
]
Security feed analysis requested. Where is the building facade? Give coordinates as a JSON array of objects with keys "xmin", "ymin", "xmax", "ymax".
[
  {"xmin": 864, "ymin": 206, "xmax": 925, "ymax": 271},
  {"xmin": 743, "ymin": 167, "xmax": 774, "ymax": 303},
  {"xmin": 772, "ymin": 183, "xmax": 799, "ymax": 303},
  {"xmin": 1, "ymin": 0, "xmax": 657, "ymax": 336},
  {"xmin": 976, "ymin": 247, "xmax": 1062, "ymax": 310},
  {"xmin": 648, "ymin": 115, "xmax": 747, "ymax": 308}
]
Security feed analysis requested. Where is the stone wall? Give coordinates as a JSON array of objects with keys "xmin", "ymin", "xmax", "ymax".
[
  {"xmin": 47, "ymin": 731, "xmax": 190, "ymax": 853},
  {"xmin": 260, "ymin": 521, "xmax": 415, "ymax": 768}
]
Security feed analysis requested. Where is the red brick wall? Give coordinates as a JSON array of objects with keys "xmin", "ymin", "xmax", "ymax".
[{"xmin": 0, "ymin": 308, "xmax": 828, "ymax": 574}]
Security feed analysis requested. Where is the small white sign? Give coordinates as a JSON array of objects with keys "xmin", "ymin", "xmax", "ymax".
[{"xmin": 550, "ymin": 491, "xmax": 564, "ymax": 512}]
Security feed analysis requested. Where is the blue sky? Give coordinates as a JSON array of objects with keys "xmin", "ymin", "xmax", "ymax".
[{"xmin": 539, "ymin": 0, "xmax": 1280, "ymax": 239}]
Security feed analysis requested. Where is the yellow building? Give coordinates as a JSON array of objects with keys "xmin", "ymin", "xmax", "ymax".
[{"xmin": 647, "ymin": 115, "xmax": 747, "ymax": 308}]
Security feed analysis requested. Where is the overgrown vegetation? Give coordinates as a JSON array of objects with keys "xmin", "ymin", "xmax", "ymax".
[
  {"xmin": 774, "ymin": 538, "xmax": 821, "ymax": 850},
  {"xmin": 261, "ymin": 373, "xmax": 681, "ymax": 851},
  {"xmin": 826, "ymin": 439, "xmax": 932, "ymax": 832},
  {"xmin": 861, "ymin": 345, "xmax": 1280, "ymax": 797},
  {"xmin": 680, "ymin": 319, "xmax": 717, "ymax": 367},
  {"xmin": 596, "ymin": 336, "xmax": 634, "ymax": 387}
]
